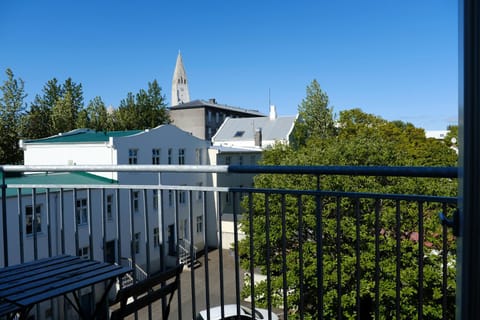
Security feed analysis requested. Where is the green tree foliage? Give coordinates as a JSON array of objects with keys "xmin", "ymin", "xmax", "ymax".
[
  {"xmin": 0, "ymin": 68, "xmax": 26, "ymax": 164},
  {"xmin": 293, "ymin": 79, "xmax": 335, "ymax": 147},
  {"xmin": 21, "ymin": 77, "xmax": 84, "ymax": 138},
  {"xmin": 239, "ymin": 83, "xmax": 458, "ymax": 319},
  {"xmin": 115, "ymin": 80, "xmax": 170, "ymax": 130},
  {"xmin": 76, "ymin": 96, "xmax": 111, "ymax": 131}
]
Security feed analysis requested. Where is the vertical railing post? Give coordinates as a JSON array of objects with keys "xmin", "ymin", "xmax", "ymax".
[
  {"xmin": 458, "ymin": 0, "xmax": 480, "ymax": 318},
  {"xmin": 1, "ymin": 167, "xmax": 8, "ymax": 266}
]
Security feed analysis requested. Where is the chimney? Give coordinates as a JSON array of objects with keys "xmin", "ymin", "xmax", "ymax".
[
  {"xmin": 209, "ymin": 98, "xmax": 217, "ymax": 104},
  {"xmin": 269, "ymin": 105, "xmax": 277, "ymax": 120},
  {"xmin": 254, "ymin": 128, "xmax": 262, "ymax": 147}
]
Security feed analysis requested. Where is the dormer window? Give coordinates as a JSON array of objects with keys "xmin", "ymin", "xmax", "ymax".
[{"xmin": 234, "ymin": 131, "xmax": 245, "ymax": 137}]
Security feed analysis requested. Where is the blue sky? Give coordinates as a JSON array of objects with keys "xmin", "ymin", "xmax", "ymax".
[{"xmin": 0, "ymin": 1, "xmax": 457, "ymax": 130}]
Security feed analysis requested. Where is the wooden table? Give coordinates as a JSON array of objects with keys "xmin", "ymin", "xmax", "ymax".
[{"xmin": 0, "ymin": 255, "xmax": 131, "ymax": 319}]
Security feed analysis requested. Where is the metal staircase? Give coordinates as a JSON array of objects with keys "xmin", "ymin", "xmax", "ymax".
[
  {"xmin": 119, "ymin": 257, "xmax": 148, "ymax": 288},
  {"xmin": 178, "ymin": 239, "xmax": 200, "ymax": 269}
]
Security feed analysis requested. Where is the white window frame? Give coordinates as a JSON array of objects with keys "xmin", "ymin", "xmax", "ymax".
[
  {"xmin": 178, "ymin": 148, "xmax": 185, "ymax": 165},
  {"xmin": 152, "ymin": 148, "xmax": 160, "ymax": 164},
  {"xmin": 197, "ymin": 182, "xmax": 203, "ymax": 200},
  {"xmin": 78, "ymin": 246, "xmax": 89, "ymax": 259},
  {"xmin": 134, "ymin": 232, "xmax": 141, "ymax": 254},
  {"xmin": 25, "ymin": 204, "xmax": 42, "ymax": 235},
  {"xmin": 168, "ymin": 148, "xmax": 173, "ymax": 164},
  {"xmin": 153, "ymin": 190, "xmax": 158, "ymax": 210},
  {"xmin": 76, "ymin": 198, "xmax": 88, "ymax": 225},
  {"xmin": 132, "ymin": 191, "xmax": 139, "ymax": 213},
  {"xmin": 106, "ymin": 194, "xmax": 113, "ymax": 221},
  {"xmin": 153, "ymin": 227, "xmax": 160, "ymax": 248},
  {"xmin": 128, "ymin": 148, "xmax": 138, "ymax": 164},
  {"xmin": 196, "ymin": 215, "xmax": 203, "ymax": 233},
  {"xmin": 179, "ymin": 190, "xmax": 186, "ymax": 204}
]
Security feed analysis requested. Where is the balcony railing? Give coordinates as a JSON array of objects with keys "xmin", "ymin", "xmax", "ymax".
[{"xmin": 0, "ymin": 165, "xmax": 458, "ymax": 319}]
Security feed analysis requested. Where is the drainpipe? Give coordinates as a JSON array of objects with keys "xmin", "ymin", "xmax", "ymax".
[
  {"xmin": 1, "ymin": 167, "xmax": 7, "ymax": 266},
  {"xmin": 458, "ymin": 0, "xmax": 480, "ymax": 318}
]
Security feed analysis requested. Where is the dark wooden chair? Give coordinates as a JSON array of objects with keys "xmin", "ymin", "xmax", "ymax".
[{"xmin": 110, "ymin": 264, "xmax": 183, "ymax": 320}]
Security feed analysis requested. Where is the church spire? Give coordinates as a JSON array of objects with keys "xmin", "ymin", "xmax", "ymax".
[{"xmin": 171, "ymin": 51, "xmax": 190, "ymax": 106}]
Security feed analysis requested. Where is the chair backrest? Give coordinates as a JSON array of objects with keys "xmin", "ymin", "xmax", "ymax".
[{"xmin": 110, "ymin": 264, "xmax": 184, "ymax": 320}]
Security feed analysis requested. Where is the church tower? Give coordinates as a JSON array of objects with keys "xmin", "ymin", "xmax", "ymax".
[{"xmin": 171, "ymin": 51, "xmax": 190, "ymax": 106}]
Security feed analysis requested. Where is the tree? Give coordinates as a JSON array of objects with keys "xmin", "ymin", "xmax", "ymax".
[
  {"xmin": 293, "ymin": 79, "xmax": 335, "ymax": 147},
  {"xmin": 239, "ymin": 89, "xmax": 457, "ymax": 318},
  {"xmin": 21, "ymin": 77, "xmax": 85, "ymax": 138},
  {"xmin": 62, "ymin": 77, "xmax": 84, "ymax": 125},
  {"xmin": 115, "ymin": 80, "xmax": 170, "ymax": 130},
  {"xmin": 0, "ymin": 68, "xmax": 27, "ymax": 164},
  {"xmin": 52, "ymin": 91, "xmax": 75, "ymax": 133},
  {"xmin": 80, "ymin": 96, "xmax": 110, "ymax": 131}
]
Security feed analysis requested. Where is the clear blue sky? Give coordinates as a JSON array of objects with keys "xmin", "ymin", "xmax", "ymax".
[{"xmin": 0, "ymin": 1, "xmax": 457, "ymax": 130}]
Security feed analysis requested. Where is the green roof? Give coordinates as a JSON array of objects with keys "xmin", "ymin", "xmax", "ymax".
[
  {"xmin": 1, "ymin": 172, "xmax": 118, "ymax": 198},
  {"xmin": 24, "ymin": 129, "xmax": 143, "ymax": 144}
]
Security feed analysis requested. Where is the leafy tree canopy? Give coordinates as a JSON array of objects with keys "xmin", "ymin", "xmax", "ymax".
[
  {"xmin": 239, "ymin": 81, "xmax": 458, "ymax": 319},
  {"xmin": 0, "ymin": 68, "xmax": 26, "ymax": 164},
  {"xmin": 114, "ymin": 80, "xmax": 170, "ymax": 130}
]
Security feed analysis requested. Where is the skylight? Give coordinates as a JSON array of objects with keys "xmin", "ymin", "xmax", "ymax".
[{"xmin": 234, "ymin": 131, "xmax": 245, "ymax": 137}]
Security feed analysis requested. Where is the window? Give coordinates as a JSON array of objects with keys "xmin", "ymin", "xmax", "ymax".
[
  {"xmin": 128, "ymin": 149, "xmax": 138, "ymax": 164},
  {"xmin": 132, "ymin": 191, "xmax": 139, "ymax": 213},
  {"xmin": 25, "ymin": 205, "xmax": 42, "ymax": 235},
  {"xmin": 207, "ymin": 127, "xmax": 212, "ymax": 139},
  {"xmin": 225, "ymin": 156, "xmax": 231, "ymax": 165},
  {"xmin": 153, "ymin": 227, "xmax": 160, "ymax": 248},
  {"xmin": 234, "ymin": 130, "xmax": 245, "ymax": 137},
  {"xmin": 179, "ymin": 190, "xmax": 186, "ymax": 204},
  {"xmin": 152, "ymin": 148, "xmax": 160, "ymax": 164},
  {"xmin": 207, "ymin": 110, "xmax": 212, "ymax": 122},
  {"xmin": 197, "ymin": 182, "xmax": 203, "ymax": 200},
  {"xmin": 134, "ymin": 232, "xmax": 141, "ymax": 254},
  {"xmin": 106, "ymin": 195, "xmax": 113, "ymax": 220},
  {"xmin": 196, "ymin": 216, "xmax": 203, "ymax": 233},
  {"xmin": 216, "ymin": 112, "xmax": 220, "ymax": 123},
  {"xmin": 168, "ymin": 190, "xmax": 173, "ymax": 207},
  {"xmin": 195, "ymin": 148, "xmax": 203, "ymax": 165},
  {"xmin": 78, "ymin": 246, "xmax": 89, "ymax": 259},
  {"xmin": 250, "ymin": 155, "xmax": 256, "ymax": 165},
  {"xmin": 76, "ymin": 199, "xmax": 88, "ymax": 225},
  {"xmin": 168, "ymin": 148, "xmax": 173, "ymax": 164},
  {"xmin": 239, "ymin": 155, "xmax": 243, "ymax": 165},
  {"xmin": 153, "ymin": 190, "xmax": 158, "ymax": 210},
  {"xmin": 178, "ymin": 148, "xmax": 185, "ymax": 165}
]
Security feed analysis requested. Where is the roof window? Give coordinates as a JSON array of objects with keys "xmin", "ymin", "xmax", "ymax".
[{"xmin": 234, "ymin": 131, "xmax": 245, "ymax": 137}]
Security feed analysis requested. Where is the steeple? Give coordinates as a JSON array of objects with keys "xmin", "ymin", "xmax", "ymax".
[{"xmin": 171, "ymin": 51, "xmax": 190, "ymax": 106}]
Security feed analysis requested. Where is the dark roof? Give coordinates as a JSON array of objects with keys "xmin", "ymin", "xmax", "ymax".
[{"xmin": 169, "ymin": 99, "xmax": 265, "ymax": 117}]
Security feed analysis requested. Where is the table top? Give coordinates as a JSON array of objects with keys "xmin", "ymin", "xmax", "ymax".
[{"xmin": 0, "ymin": 255, "xmax": 131, "ymax": 309}]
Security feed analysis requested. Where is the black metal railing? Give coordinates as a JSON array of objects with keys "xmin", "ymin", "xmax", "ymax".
[{"xmin": 0, "ymin": 165, "xmax": 458, "ymax": 319}]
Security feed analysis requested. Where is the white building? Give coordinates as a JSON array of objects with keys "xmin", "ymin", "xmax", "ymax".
[
  {"xmin": 1, "ymin": 125, "xmax": 215, "ymax": 319},
  {"xmin": 9, "ymin": 125, "xmax": 213, "ymax": 268},
  {"xmin": 209, "ymin": 106, "xmax": 297, "ymax": 248}
]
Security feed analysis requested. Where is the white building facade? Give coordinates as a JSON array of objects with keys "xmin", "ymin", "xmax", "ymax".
[{"xmin": 10, "ymin": 125, "xmax": 213, "ymax": 270}]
